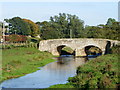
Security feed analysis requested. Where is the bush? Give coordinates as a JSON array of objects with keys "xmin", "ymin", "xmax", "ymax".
[
  {"xmin": 68, "ymin": 54, "xmax": 119, "ymax": 88},
  {"xmin": 1, "ymin": 45, "xmax": 14, "ymax": 49},
  {"xmin": 5, "ymin": 34, "xmax": 27, "ymax": 43},
  {"xmin": 111, "ymin": 45, "xmax": 120, "ymax": 54},
  {"xmin": 27, "ymin": 37, "xmax": 40, "ymax": 43},
  {"xmin": 1, "ymin": 42, "xmax": 38, "ymax": 49}
]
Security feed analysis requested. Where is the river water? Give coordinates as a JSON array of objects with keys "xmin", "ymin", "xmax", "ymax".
[{"xmin": 0, "ymin": 56, "xmax": 87, "ymax": 88}]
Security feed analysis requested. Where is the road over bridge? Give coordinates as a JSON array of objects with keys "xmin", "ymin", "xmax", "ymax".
[{"xmin": 39, "ymin": 38, "xmax": 120, "ymax": 56}]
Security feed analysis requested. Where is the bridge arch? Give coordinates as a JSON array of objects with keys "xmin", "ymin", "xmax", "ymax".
[
  {"xmin": 84, "ymin": 45, "xmax": 102, "ymax": 56},
  {"xmin": 57, "ymin": 45, "xmax": 75, "ymax": 56}
]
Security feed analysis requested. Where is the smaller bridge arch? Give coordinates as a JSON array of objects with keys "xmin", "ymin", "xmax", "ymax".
[{"xmin": 84, "ymin": 45, "xmax": 102, "ymax": 55}]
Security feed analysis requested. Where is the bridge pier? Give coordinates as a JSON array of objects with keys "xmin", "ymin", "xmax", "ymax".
[
  {"xmin": 75, "ymin": 49, "xmax": 86, "ymax": 56},
  {"xmin": 50, "ymin": 49, "xmax": 59, "ymax": 56}
]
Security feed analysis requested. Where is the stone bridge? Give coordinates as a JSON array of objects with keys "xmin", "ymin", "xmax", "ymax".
[{"xmin": 39, "ymin": 38, "xmax": 120, "ymax": 56}]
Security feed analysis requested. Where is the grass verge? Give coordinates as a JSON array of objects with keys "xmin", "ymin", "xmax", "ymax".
[{"xmin": 1, "ymin": 47, "xmax": 55, "ymax": 83}]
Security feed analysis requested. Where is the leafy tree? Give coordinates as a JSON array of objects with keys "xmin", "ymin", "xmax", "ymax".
[
  {"xmin": 23, "ymin": 19, "xmax": 39, "ymax": 37},
  {"xmin": 67, "ymin": 14, "xmax": 84, "ymax": 38},
  {"xmin": 49, "ymin": 13, "xmax": 69, "ymax": 38},
  {"xmin": 4, "ymin": 17, "xmax": 31, "ymax": 35},
  {"xmin": 84, "ymin": 18, "xmax": 119, "ymax": 40},
  {"xmin": 52, "ymin": 13, "xmax": 84, "ymax": 38},
  {"xmin": 106, "ymin": 18, "xmax": 116, "ymax": 26},
  {"xmin": 39, "ymin": 21, "xmax": 61, "ymax": 39},
  {"xmin": 39, "ymin": 13, "xmax": 84, "ymax": 39},
  {"xmin": 84, "ymin": 26, "xmax": 100, "ymax": 38}
]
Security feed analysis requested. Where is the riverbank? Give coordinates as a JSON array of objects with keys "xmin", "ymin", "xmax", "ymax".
[
  {"xmin": 1, "ymin": 47, "xmax": 56, "ymax": 83},
  {"xmin": 49, "ymin": 46, "xmax": 119, "ymax": 88}
]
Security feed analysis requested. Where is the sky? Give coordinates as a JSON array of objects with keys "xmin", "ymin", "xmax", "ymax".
[{"xmin": 0, "ymin": 0, "xmax": 119, "ymax": 26}]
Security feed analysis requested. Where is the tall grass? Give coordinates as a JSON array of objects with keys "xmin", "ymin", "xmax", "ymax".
[{"xmin": 0, "ymin": 42, "xmax": 38, "ymax": 49}]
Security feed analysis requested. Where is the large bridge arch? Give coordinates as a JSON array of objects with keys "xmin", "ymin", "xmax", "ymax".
[
  {"xmin": 50, "ymin": 43, "xmax": 76, "ymax": 56},
  {"xmin": 39, "ymin": 38, "xmax": 120, "ymax": 56},
  {"xmin": 57, "ymin": 45, "xmax": 75, "ymax": 55},
  {"xmin": 84, "ymin": 45, "xmax": 102, "ymax": 55}
]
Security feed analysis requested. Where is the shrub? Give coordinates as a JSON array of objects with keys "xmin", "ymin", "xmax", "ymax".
[
  {"xmin": 27, "ymin": 37, "xmax": 40, "ymax": 43},
  {"xmin": 68, "ymin": 54, "xmax": 119, "ymax": 88},
  {"xmin": 111, "ymin": 45, "xmax": 120, "ymax": 54},
  {"xmin": 5, "ymin": 34, "xmax": 27, "ymax": 43}
]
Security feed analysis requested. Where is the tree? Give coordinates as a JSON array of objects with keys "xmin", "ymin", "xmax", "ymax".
[
  {"xmin": 84, "ymin": 26, "xmax": 100, "ymax": 38},
  {"xmin": 4, "ymin": 17, "xmax": 31, "ymax": 35},
  {"xmin": 40, "ymin": 13, "xmax": 84, "ymax": 39},
  {"xmin": 0, "ymin": 22, "xmax": 3, "ymax": 40},
  {"xmin": 38, "ymin": 13, "xmax": 84, "ymax": 40},
  {"xmin": 23, "ymin": 19, "xmax": 40, "ymax": 37},
  {"xmin": 67, "ymin": 14, "xmax": 84, "ymax": 38},
  {"xmin": 106, "ymin": 18, "xmax": 116, "ymax": 26},
  {"xmin": 84, "ymin": 18, "xmax": 119, "ymax": 40},
  {"xmin": 49, "ymin": 13, "xmax": 68, "ymax": 38},
  {"xmin": 39, "ymin": 21, "xmax": 61, "ymax": 39}
]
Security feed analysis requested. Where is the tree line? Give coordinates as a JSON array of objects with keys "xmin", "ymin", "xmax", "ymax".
[{"xmin": 2, "ymin": 13, "xmax": 120, "ymax": 40}]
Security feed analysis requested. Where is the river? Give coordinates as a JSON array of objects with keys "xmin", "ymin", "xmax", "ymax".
[{"xmin": 0, "ymin": 56, "xmax": 88, "ymax": 88}]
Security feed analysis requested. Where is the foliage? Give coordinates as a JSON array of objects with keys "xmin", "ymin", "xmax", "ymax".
[
  {"xmin": 40, "ymin": 22, "xmax": 60, "ymax": 40},
  {"xmin": 39, "ymin": 13, "xmax": 84, "ymax": 39},
  {"xmin": 111, "ymin": 45, "xmax": 120, "ymax": 54},
  {"xmin": 23, "ymin": 19, "xmax": 40, "ymax": 37},
  {"xmin": 0, "ymin": 27, "xmax": 2, "ymax": 40},
  {"xmin": 106, "ymin": 18, "xmax": 116, "ymax": 26},
  {"xmin": 4, "ymin": 17, "xmax": 31, "ymax": 35},
  {"xmin": 1, "ymin": 42, "xmax": 38, "ymax": 49},
  {"xmin": 4, "ymin": 16, "xmax": 119, "ymax": 40},
  {"xmin": 84, "ymin": 18, "xmax": 120, "ymax": 40},
  {"xmin": 1, "ymin": 47, "xmax": 55, "ymax": 83},
  {"xmin": 39, "ymin": 16, "xmax": 119, "ymax": 40},
  {"xmin": 27, "ymin": 37, "xmax": 41, "ymax": 43},
  {"xmin": 5, "ymin": 34, "xmax": 27, "ymax": 43},
  {"xmin": 49, "ymin": 83, "xmax": 75, "ymax": 88},
  {"xmin": 4, "ymin": 17, "xmax": 40, "ymax": 37}
]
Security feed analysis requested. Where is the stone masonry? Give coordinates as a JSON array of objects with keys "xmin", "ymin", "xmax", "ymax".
[{"xmin": 39, "ymin": 38, "xmax": 120, "ymax": 56}]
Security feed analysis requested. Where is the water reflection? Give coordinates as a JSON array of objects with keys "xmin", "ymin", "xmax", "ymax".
[{"xmin": 1, "ymin": 56, "xmax": 87, "ymax": 88}]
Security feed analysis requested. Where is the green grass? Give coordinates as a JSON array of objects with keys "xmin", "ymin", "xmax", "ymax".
[
  {"xmin": 49, "ymin": 83, "xmax": 75, "ymax": 88},
  {"xmin": 1, "ymin": 47, "xmax": 56, "ymax": 83}
]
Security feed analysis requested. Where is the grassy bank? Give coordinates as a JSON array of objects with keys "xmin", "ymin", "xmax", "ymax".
[
  {"xmin": 1, "ymin": 47, "xmax": 56, "ymax": 83},
  {"xmin": 49, "ymin": 46, "xmax": 119, "ymax": 88}
]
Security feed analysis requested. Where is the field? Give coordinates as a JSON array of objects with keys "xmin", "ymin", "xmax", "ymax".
[{"xmin": 1, "ymin": 47, "xmax": 55, "ymax": 83}]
